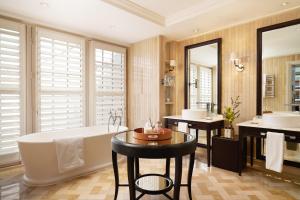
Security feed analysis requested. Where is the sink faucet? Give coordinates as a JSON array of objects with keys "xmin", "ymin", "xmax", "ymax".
[
  {"xmin": 196, "ymin": 102, "xmax": 216, "ymax": 113},
  {"xmin": 108, "ymin": 109, "xmax": 122, "ymax": 133}
]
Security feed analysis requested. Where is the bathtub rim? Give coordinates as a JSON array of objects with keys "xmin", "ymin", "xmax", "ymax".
[{"xmin": 17, "ymin": 126, "xmax": 128, "ymax": 144}]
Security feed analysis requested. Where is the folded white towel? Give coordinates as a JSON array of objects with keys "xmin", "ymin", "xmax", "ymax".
[
  {"xmin": 178, "ymin": 122, "xmax": 188, "ymax": 133},
  {"xmin": 266, "ymin": 132, "xmax": 284, "ymax": 173},
  {"xmin": 55, "ymin": 137, "xmax": 85, "ymax": 173}
]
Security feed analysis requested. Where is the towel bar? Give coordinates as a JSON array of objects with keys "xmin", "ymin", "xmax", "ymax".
[
  {"xmin": 288, "ymin": 136, "xmax": 296, "ymax": 140},
  {"xmin": 259, "ymin": 132, "xmax": 296, "ymax": 140}
]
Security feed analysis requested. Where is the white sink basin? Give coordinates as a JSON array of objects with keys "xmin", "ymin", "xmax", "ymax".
[
  {"xmin": 262, "ymin": 112, "xmax": 300, "ymax": 128},
  {"xmin": 182, "ymin": 109, "xmax": 208, "ymax": 120}
]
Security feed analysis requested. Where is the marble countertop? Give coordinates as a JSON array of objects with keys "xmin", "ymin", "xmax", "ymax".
[
  {"xmin": 164, "ymin": 115, "xmax": 224, "ymax": 123},
  {"xmin": 237, "ymin": 120, "xmax": 300, "ymax": 132}
]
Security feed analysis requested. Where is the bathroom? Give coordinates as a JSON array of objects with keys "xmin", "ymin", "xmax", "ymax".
[{"xmin": 0, "ymin": 1, "xmax": 300, "ymax": 199}]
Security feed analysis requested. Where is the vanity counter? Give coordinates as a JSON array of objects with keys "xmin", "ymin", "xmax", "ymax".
[
  {"xmin": 164, "ymin": 115, "xmax": 224, "ymax": 167},
  {"xmin": 237, "ymin": 120, "xmax": 300, "ymax": 176},
  {"xmin": 163, "ymin": 115, "xmax": 224, "ymax": 123},
  {"xmin": 237, "ymin": 120, "xmax": 300, "ymax": 133}
]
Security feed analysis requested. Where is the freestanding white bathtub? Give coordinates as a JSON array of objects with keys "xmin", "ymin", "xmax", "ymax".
[{"xmin": 17, "ymin": 126, "xmax": 128, "ymax": 186}]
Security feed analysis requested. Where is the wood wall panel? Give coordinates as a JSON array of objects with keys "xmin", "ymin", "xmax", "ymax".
[
  {"xmin": 128, "ymin": 36, "xmax": 165, "ymax": 129},
  {"xmin": 169, "ymin": 8, "xmax": 300, "ymax": 130},
  {"xmin": 262, "ymin": 54, "xmax": 300, "ymax": 112}
]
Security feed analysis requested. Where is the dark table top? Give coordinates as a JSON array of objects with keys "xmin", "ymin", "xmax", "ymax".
[{"xmin": 111, "ymin": 129, "xmax": 197, "ymax": 158}]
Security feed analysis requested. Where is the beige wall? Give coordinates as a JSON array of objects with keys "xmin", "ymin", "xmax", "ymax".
[
  {"xmin": 262, "ymin": 54, "xmax": 300, "ymax": 112},
  {"xmin": 168, "ymin": 8, "xmax": 300, "ymax": 128},
  {"xmin": 127, "ymin": 36, "xmax": 166, "ymax": 129}
]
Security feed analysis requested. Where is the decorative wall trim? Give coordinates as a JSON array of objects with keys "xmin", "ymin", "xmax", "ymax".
[{"xmin": 102, "ymin": 0, "xmax": 165, "ymax": 26}]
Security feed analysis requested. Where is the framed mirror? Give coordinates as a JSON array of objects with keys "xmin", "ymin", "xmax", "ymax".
[
  {"xmin": 257, "ymin": 18, "xmax": 300, "ymax": 115},
  {"xmin": 257, "ymin": 18, "xmax": 300, "ymax": 165},
  {"xmin": 184, "ymin": 38, "xmax": 222, "ymax": 114}
]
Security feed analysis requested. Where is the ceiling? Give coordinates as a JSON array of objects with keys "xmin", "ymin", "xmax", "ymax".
[
  {"xmin": 263, "ymin": 24, "xmax": 300, "ymax": 58},
  {"xmin": 0, "ymin": 0, "xmax": 299, "ymax": 45},
  {"xmin": 129, "ymin": 0, "xmax": 203, "ymax": 17}
]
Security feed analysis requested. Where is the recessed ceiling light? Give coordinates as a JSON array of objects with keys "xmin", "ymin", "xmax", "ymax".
[
  {"xmin": 281, "ymin": 2, "xmax": 289, "ymax": 6},
  {"xmin": 40, "ymin": 1, "xmax": 49, "ymax": 8},
  {"xmin": 193, "ymin": 29, "xmax": 199, "ymax": 33}
]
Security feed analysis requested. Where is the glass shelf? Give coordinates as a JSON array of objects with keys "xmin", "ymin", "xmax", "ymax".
[{"xmin": 135, "ymin": 174, "xmax": 173, "ymax": 194}]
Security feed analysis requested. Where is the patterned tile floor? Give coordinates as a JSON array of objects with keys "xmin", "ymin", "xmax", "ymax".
[{"xmin": 0, "ymin": 149, "xmax": 299, "ymax": 200}]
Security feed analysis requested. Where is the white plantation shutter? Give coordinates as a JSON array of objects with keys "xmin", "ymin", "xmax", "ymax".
[
  {"xmin": 89, "ymin": 42, "xmax": 126, "ymax": 127},
  {"xmin": 0, "ymin": 19, "xmax": 25, "ymax": 164},
  {"xmin": 189, "ymin": 65, "xmax": 212, "ymax": 109},
  {"xmin": 37, "ymin": 28, "xmax": 85, "ymax": 131},
  {"xmin": 199, "ymin": 66, "xmax": 212, "ymax": 108},
  {"xmin": 189, "ymin": 64, "xmax": 197, "ymax": 109}
]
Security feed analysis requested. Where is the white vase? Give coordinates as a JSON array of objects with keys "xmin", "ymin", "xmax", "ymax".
[{"xmin": 224, "ymin": 128, "xmax": 232, "ymax": 138}]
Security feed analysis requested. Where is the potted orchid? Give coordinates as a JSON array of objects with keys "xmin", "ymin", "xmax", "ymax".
[{"xmin": 223, "ymin": 96, "xmax": 241, "ymax": 138}]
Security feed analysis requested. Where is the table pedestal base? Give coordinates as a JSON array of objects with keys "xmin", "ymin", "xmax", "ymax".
[{"xmin": 112, "ymin": 152, "xmax": 195, "ymax": 200}]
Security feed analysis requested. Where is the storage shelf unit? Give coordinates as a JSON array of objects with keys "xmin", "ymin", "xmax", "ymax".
[{"xmin": 163, "ymin": 60, "xmax": 176, "ymax": 116}]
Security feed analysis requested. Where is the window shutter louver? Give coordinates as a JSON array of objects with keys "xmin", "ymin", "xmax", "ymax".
[
  {"xmin": 199, "ymin": 67, "xmax": 212, "ymax": 108},
  {"xmin": 190, "ymin": 64, "xmax": 197, "ymax": 109},
  {"xmin": 0, "ymin": 19, "xmax": 25, "ymax": 162},
  {"xmin": 91, "ymin": 43, "xmax": 126, "ymax": 127},
  {"xmin": 189, "ymin": 65, "xmax": 212, "ymax": 109},
  {"xmin": 37, "ymin": 29, "xmax": 85, "ymax": 132}
]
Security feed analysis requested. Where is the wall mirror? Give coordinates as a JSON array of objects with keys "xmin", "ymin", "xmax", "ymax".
[
  {"xmin": 184, "ymin": 38, "xmax": 222, "ymax": 114},
  {"xmin": 257, "ymin": 19, "xmax": 300, "ymax": 115},
  {"xmin": 257, "ymin": 18, "xmax": 300, "ymax": 165}
]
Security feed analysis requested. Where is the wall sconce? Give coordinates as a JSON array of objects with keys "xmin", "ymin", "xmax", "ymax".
[
  {"xmin": 169, "ymin": 60, "xmax": 176, "ymax": 72},
  {"xmin": 230, "ymin": 53, "xmax": 244, "ymax": 72}
]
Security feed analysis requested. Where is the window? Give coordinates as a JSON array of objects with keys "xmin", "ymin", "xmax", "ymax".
[
  {"xmin": 199, "ymin": 66, "xmax": 212, "ymax": 108},
  {"xmin": 89, "ymin": 42, "xmax": 126, "ymax": 127},
  {"xmin": 189, "ymin": 65, "xmax": 212, "ymax": 109},
  {"xmin": 36, "ymin": 28, "xmax": 85, "ymax": 131},
  {"xmin": 0, "ymin": 19, "xmax": 25, "ymax": 164},
  {"xmin": 189, "ymin": 64, "xmax": 198, "ymax": 109}
]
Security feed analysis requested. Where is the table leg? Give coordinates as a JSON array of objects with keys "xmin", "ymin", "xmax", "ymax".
[
  {"xmin": 195, "ymin": 129, "xmax": 199, "ymax": 144},
  {"xmin": 173, "ymin": 156, "xmax": 182, "ymax": 200},
  {"xmin": 217, "ymin": 128, "xmax": 222, "ymax": 136},
  {"xmin": 187, "ymin": 153, "xmax": 195, "ymax": 200},
  {"xmin": 238, "ymin": 128, "xmax": 243, "ymax": 176},
  {"xmin": 250, "ymin": 136, "xmax": 254, "ymax": 167},
  {"xmin": 207, "ymin": 129, "xmax": 211, "ymax": 167},
  {"xmin": 243, "ymin": 137, "xmax": 248, "ymax": 167},
  {"xmin": 134, "ymin": 157, "xmax": 140, "ymax": 179},
  {"xmin": 127, "ymin": 156, "xmax": 135, "ymax": 200},
  {"xmin": 165, "ymin": 158, "xmax": 170, "ymax": 177},
  {"xmin": 256, "ymin": 137, "xmax": 263, "ymax": 159},
  {"xmin": 112, "ymin": 151, "xmax": 119, "ymax": 200}
]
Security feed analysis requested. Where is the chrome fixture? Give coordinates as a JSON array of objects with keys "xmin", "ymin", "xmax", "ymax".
[
  {"xmin": 168, "ymin": 60, "xmax": 176, "ymax": 72},
  {"xmin": 189, "ymin": 79, "xmax": 198, "ymax": 88},
  {"xmin": 108, "ymin": 109, "xmax": 122, "ymax": 133},
  {"xmin": 230, "ymin": 53, "xmax": 244, "ymax": 72},
  {"xmin": 196, "ymin": 102, "xmax": 216, "ymax": 113}
]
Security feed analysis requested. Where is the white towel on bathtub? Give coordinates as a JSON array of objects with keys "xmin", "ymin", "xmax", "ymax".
[{"xmin": 54, "ymin": 137, "xmax": 85, "ymax": 173}]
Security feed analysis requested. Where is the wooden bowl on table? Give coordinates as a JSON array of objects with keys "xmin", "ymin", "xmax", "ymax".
[{"xmin": 133, "ymin": 128, "xmax": 172, "ymax": 141}]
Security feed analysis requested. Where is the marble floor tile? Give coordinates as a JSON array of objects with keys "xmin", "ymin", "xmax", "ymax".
[{"xmin": 0, "ymin": 150, "xmax": 299, "ymax": 200}]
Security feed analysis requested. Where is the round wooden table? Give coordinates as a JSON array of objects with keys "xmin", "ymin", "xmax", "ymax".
[{"xmin": 111, "ymin": 129, "xmax": 197, "ymax": 200}]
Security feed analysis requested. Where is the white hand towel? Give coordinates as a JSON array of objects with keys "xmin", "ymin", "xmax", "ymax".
[
  {"xmin": 266, "ymin": 132, "xmax": 284, "ymax": 173},
  {"xmin": 55, "ymin": 137, "xmax": 85, "ymax": 173},
  {"xmin": 178, "ymin": 122, "xmax": 188, "ymax": 133}
]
